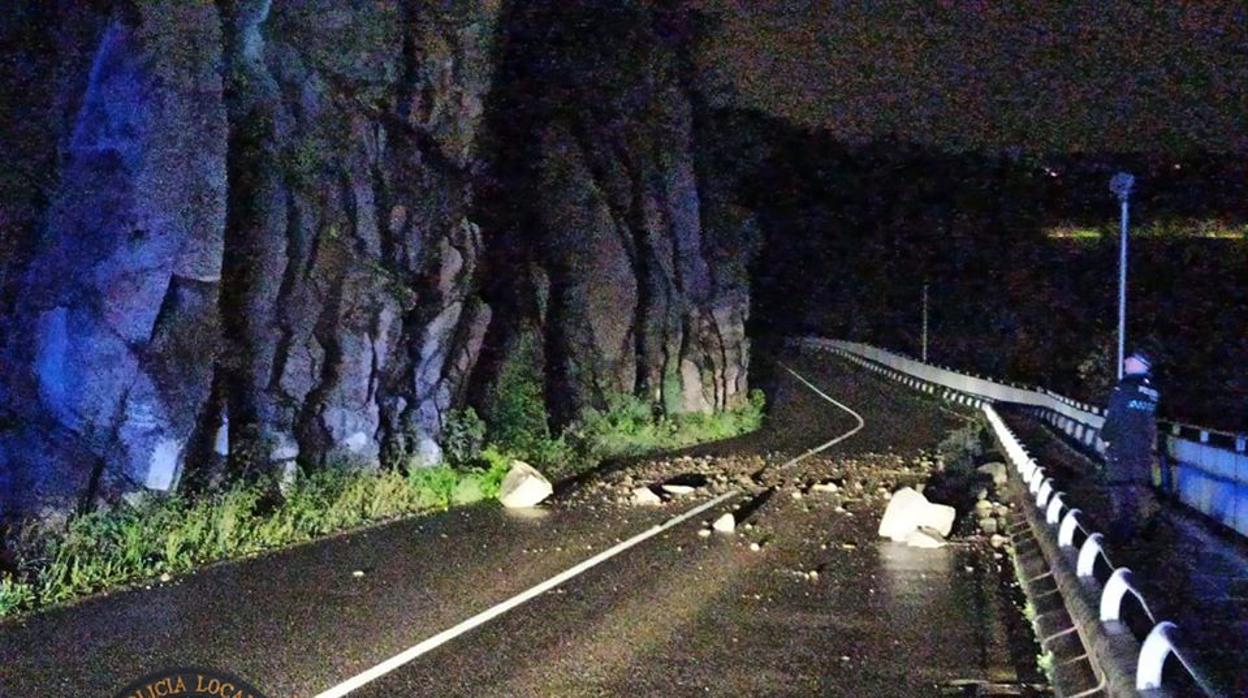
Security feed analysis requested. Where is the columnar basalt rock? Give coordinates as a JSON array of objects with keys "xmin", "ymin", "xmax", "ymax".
[
  {"xmin": 0, "ymin": 0, "xmax": 229, "ymax": 513},
  {"xmin": 0, "ymin": 1, "xmax": 507, "ymax": 515},
  {"xmin": 0, "ymin": 0, "xmax": 755, "ymax": 518},
  {"xmin": 477, "ymin": 0, "xmax": 755, "ymax": 424},
  {"xmin": 211, "ymin": 0, "xmax": 506, "ymax": 477}
]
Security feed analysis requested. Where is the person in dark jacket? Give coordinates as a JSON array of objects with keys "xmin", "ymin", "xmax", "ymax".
[{"xmin": 1098, "ymin": 349, "xmax": 1161, "ymax": 545}]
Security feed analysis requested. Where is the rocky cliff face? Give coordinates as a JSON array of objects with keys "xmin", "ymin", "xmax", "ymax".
[
  {"xmin": 0, "ymin": 0, "xmax": 234, "ymax": 514},
  {"xmin": 474, "ymin": 1, "xmax": 755, "ymax": 426},
  {"xmin": 212, "ymin": 0, "xmax": 500, "ymax": 485},
  {"xmin": 0, "ymin": 0, "xmax": 755, "ymax": 518}
]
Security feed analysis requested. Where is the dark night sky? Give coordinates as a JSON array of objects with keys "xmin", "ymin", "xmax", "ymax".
[
  {"xmin": 685, "ymin": 1, "xmax": 1248, "ymax": 428},
  {"xmin": 697, "ymin": 1, "xmax": 1248, "ymax": 155}
]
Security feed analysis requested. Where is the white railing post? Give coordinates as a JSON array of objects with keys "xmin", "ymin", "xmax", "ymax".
[
  {"xmin": 1058, "ymin": 508, "xmax": 1083, "ymax": 547},
  {"xmin": 1100, "ymin": 567, "xmax": 1141, "ymax": 622},
  {"xmin": 1137, "ymin": 621, "xmax": 1178, "ymax": 691},
  {"xmin": 1045, "ymin": 492, "xmax": 1066, "ymax": 525},
  {"xmin": 1022, "ymin": 459, "xmax": 1039, "ymax": 483},
  {"xmin": 1029, "ymin": 471, "xmax": 1046, "ymax": 494},
  {"xmin": 1036, "ymin": 478, "xmax": 1054, "ymax": 504},
  {"xmin": 1077, "ymin": 533, "xmax": 1106, "ymax": 577}
]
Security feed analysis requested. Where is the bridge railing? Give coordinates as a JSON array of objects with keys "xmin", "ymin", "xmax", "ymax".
[
  {"xmin": 794, "ymin": 337, "xmax": 1248, "ymax": 539},
  {"xmin": 796, "ymin": 336, "xmax": 1224, "ymax": 694},
  {"xmin": 984, "ymin": 404, "xmax": 1217, "ymax": 696}
]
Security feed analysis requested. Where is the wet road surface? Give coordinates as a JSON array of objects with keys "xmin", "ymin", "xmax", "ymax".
[{"xmin": 1, "ymin": 352, "xmax": 1038, "ymax": 697}]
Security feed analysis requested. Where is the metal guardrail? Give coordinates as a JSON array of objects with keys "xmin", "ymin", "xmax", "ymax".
[
  {"xmin": 797, "ymin": 337, "xmax": 1219, "ymax": 695},
  {"xmin": 794, "ymin": 338, "xmax": 1248, "ymax": 540},
  {"xmin": 986, "ymin": 405, "xmax": 1217, "ymax": 696}
]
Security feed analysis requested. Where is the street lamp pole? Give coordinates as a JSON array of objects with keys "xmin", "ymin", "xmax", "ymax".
[
  {"xmin": 921, "ymin": 282, "xmax": 929, "ymax": 362},
  {"xmin": 1109, "ymin": 172, "xmax": 1135, "ymax": 380}
]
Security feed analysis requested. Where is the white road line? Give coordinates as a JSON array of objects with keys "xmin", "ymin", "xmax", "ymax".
[
  {"xmin": 313, "ymin": 491, "xmax": 736, "ymax": 698},
  {"xmin": 317, "ymin": 361, "xmax": 858, "ymax": 697},
  {"xmin": 776, "ymin": 362, "xmax": 866, "ymax": 469}
]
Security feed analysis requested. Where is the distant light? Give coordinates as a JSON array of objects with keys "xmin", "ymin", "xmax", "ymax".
[
  {"xmin": 1046, "ymin": 221, "xmax": 1247, "ymax": 240},
  {"xmin": 1173, "ymin": 164, "xmax": 1182, "ymax": 170},
  {"xmin": 1045, "ymin": 226, "xmax": 1102, "ymax": 240}
]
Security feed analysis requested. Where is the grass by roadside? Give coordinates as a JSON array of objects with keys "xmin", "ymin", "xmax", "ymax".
[
  {"xmin": 0, "ymin": 460, "xmax": 511, "ymax": 618},
  {"xmin": 0, "ymin": 390, "xmax": 765, "ymax": 620}
]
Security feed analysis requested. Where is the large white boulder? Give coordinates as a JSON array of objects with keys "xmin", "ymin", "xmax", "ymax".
[
  {"xmin": 878, "ymin": 487, "xmax": 956, "ymax": 542},
  {"xmin": 498, "ymin": 461, "xmax": 553, "ymax": 508}
]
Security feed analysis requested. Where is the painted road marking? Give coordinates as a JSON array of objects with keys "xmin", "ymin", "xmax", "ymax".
[
  {"xmin": 313, "ymin": 491, "xmax": 736, "ymax": 698},
  {"xmin": 317, "ymin": 362, "xmax": 861, "ymax": 697},
  {"xmin": 776, "ymin": 362, "xmax": 866, "ymax": 469}
]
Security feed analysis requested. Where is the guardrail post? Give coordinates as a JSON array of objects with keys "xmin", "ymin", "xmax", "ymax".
[
  {"xmin": 1045, "ymin": 493, "xmax": 1066, "ymax": 525},
  {"xmin": 1137, "ymin": 621, "xmax": 1178, "ymax": 691},
  {"xmin": 1036, "ymin": 479, "xmax": 1055, "ymax": 509},
  {"xmin": 1028, "ymin": 470, "xmax": 1046, "ymax": 493},
  {"xmin": 1077, "ymin": 533, "xmax": 1106, "ymax": 577},
  {"xmin": 1022, "ymin": 461, "xmax": 1040, "ymax": 485},
  {"xmin": 1100, "ymin": 567, "xmax": 1146, "ymax": 623},
  {"xmin": 1058, "ymin": 508, "xmax": 1084, "ymax": 547}
]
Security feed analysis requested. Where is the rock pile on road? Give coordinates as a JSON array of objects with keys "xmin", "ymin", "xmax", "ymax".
[
  {"xmin": 561, "ymin": 448, "xmax": 953, "ymax": 519},
  {"xmin": 970, "ymin": 462, "xmax": 1012, "ymax": 541}
]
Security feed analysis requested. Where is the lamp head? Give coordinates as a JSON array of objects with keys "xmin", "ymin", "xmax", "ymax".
[{"xmin": 1109, "ymin": 172, "xmax": 1135, "ymax": 201}]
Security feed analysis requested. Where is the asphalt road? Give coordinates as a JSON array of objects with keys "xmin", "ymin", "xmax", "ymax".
[{"xmin": 0, "ymin": 351, "xmax": 1039, "ymax": 697}]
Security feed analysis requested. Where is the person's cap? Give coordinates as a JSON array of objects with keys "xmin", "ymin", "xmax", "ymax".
[{"xmin": 1128, "ymin": 349, "xmax": 1154, "ymax": 369}]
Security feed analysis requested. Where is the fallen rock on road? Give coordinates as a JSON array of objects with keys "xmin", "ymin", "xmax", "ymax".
[
  {"xmin": 499, "ymin": 461, "xmax": 554, "ymax": 508},
  {"xmin": 877, "ymin": 487, "xmax": 956, "ymax": 542},
  {"xmin": 977, "ymin": 462, "xmax": 1008, "ymax": 485},
  {"xmin": 632, "ymin": 487, "xmax": 663, "ymax": 506}
]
